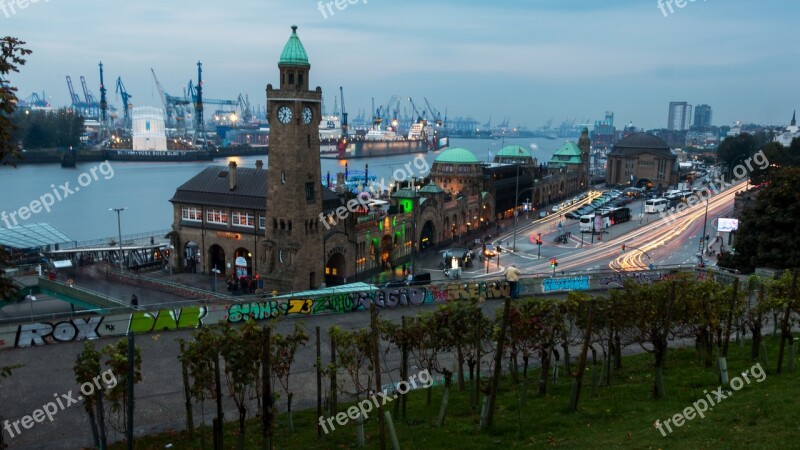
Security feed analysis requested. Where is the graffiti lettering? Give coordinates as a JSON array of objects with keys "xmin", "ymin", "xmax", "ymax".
[
  {"xmin": 15, "ymin": 316, "xmax": 103, "ymax": 348},
  {"xmin": 444, "ymin": 281, "xmax": 511, "ymax": 300},
  {"xmin": 130, "ymin": 307, "xmax": 207, "ymax": 333},
  {"xmin": 375, "ymin": 288, "xmax": 430, "ymax": 308},
  {"xmin": 286, "ymin": 298, "xmax": 313, "ymax": 314},
  {"xmin": 227, "ymin": 302, "xmax": 279, "ymax": 323},
  {"xmin": 598, "ymin": 272, "xmax": 663, "ymax": 288},
  {"xmin": 542, "ymin": 276, "xmax": 590, "ymax": 293}
]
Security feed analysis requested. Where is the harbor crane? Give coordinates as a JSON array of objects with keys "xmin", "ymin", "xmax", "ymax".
[
  {"xmin": 98, "ymin": 62, "xmax": 108, "ymax": 127},
  {"xmin": 407, "ymin": 97, "xmax": 425, "ymax": 123},
  {"xmin": 65, "ymin": 75, "xmax": 99, "ymax": 118},
  {"xmin": 115, "ymin": 77, "xmax": 133, "ymax": 128},
  {"xmin": 340, "ymin": 86, "xmax": 348, "ymax": 137},
  {"xmin": 21, "ymin": 92, "xmax": 49, "ymax": 108},
  {"xmin": 423, "ymin": 97, "xmax": 443, "ymax": 126},
  {"xmin": 150, "ymin": 68, "xmax": 191, "ymax": 130},
  {"xmin": 66, "ymin": 76, "xmax": 81, "ymax": 106},
  {"xmin": 236, "ymin": 94, "xmax": 252, "ymax": 123}
]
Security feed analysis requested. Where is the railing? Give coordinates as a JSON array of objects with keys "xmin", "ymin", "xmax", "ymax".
[
  {"xmin": 105, "ymin": 268, "xmax": 235, "ymax": 302},
  {"xmin": 59, "ymin": 229, "xmax": 172, "ymax": 250},
  {"xmin": 38, "ymin": 276, "xmax": 132, "ymax": 311}
]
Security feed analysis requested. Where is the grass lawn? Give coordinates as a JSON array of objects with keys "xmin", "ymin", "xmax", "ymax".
[{"xmin": 114, "ymin": 336, "xmax": 798, "ymax": 449}]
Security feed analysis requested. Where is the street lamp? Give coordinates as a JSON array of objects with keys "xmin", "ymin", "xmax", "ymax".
[
  {"xmin": 411, "ymin": 178, "xmax": 418, "ymax": 278},
  {"xmin": 699, "ymin": 198, "xmax": 709, "ymax": 264},
  {"xmin": 109, "ymin": 207, "xmax": 127, "ymax": 272},
  {"xmin": 212, "ymin": 266, "xmax": 221, "ymax": 293},
  {"xmin": 513, "ymin": 160, "xmax": 520, "ymax": 251}
]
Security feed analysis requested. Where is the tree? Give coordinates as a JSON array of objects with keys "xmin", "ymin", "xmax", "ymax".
[
  {"xmin": 627, "ymin": 276, "xmax": 694, "ymax": 399},
  {"xmin": 272, "ymin": 322, "xmax": 308, "ymax": 434},
  {"xmin": 218, "ymin": 321, "xmax": 262, "ymax": 450},
  {"xmin": 0, "ymin": 37, "xmax": 30, "ymax": 305},
  {"xmin": 726, "ymin": 167, "xmax": 800, "ymax": 272},
  {"xmin": 74, "ymin": 342, "xmax": 107, "ymax": 448},
  {"xmin": 0, "ymin": 363, "xmax": 23, "ymax": 449},
  {"xmin": 328, "ymin": 325, "xmax": 374, "ymax": 401},
  {"xmin": 0, "ymin": 36, "xmax": 30, "ymax": 166},
  {"xmin": 103, "ymin": 337, "xmax": 142, "ymax": 440},
  {"xmin": 179, "ymin": 327, "xmax": 221, "ymax": 449},
  {"xmin": 716, "ymin": 133, "xmax": 757, "ymax": 179},
  {"xmin": 0, "ymin": 247, "xmax": 17, "ymax": 300}
]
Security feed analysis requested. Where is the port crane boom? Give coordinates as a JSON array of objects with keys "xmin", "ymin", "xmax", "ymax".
[
  {"xmin": 115, "ymin": 77, "xmax": 133, "ymax": 128},
  {"xmin": 340, "ymin": 86, "xmax": 348, "ymax": 137},
  {"xmin": 423, "ymin": 97, "xmax": 442, "ymax": 126}
]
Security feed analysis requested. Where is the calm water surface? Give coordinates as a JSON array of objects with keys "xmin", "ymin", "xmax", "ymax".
[{"xmin": 0, "ymin": 137, "xmax": 564, "ymax": 241}]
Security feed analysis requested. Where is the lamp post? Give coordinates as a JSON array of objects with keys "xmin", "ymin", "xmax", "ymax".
[
  {"xmin": 511, "ymin": 186, "xmax": 535, "ymax": 252},
  {"xmin": 109, "ymin": 207, "xmax": 127, "ymax": 272},
  {"xmin": 512, "ymin": 160, "xmax": 520, "ymax": 251},
  {"xmin": 212, "ymin": 266, "xmax": 220, "ymax": 293},
  {"xmin": 411, "ymin": 178, "xmax": 418, "ymax": 278},
  {"xmin": 699, "ymin": 199, "xmax": 709, "ymax": 264}
]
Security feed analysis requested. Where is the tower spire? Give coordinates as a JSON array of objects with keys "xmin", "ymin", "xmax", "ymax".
[{"xmin": 792, "ymin": 110, "xmax": 796, "ymax": 127}]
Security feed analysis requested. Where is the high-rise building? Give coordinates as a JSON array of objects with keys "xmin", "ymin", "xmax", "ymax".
[
  {"xmin": 667, "ymin": 102, "xmax": 692, "ymax": 131},
  {"xmin": 693, "ymin": 104, "xmax": 712, "ymax": 129}
]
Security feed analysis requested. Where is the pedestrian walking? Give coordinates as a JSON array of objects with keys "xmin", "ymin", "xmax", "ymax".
[{"xmin": 130, "ymin": 294, "xmax": 139, "ymax": 308}]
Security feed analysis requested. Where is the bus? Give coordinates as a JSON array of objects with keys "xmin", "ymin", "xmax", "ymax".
[
  {"xmin": 579, "ymin": 207, "xmax": 631, "ymax": 232},
  {"xmin": 644, "ymin": 198, "xmax": 669, "ymax": 214}
]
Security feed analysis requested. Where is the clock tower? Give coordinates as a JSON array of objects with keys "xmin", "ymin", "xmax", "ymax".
[{"xmin": 262, "ymin": 25, "xmax": 324, "ymax": 292}]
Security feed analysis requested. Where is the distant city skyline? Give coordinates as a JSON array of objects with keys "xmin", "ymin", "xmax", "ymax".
[{"xmin": 3, "ymin": 0, "xmax": 799, "ymax": 130}]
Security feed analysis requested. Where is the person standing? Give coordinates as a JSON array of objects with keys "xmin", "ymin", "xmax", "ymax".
[
  {"xmin": 503, "ymin": 264, "xmax": 521, "ymax": 299},
  {"xmin": 130, "ymin": 294, "xmax": 139, "ymax": 308}
]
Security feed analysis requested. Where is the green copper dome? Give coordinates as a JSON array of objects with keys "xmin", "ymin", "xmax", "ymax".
[
  {"xmin": 279, "ymin": 25, "xmax": 310, "ymax": 67},
  {"xmin": 434, "ymin": 147, "xmax": 480, "ymax": 164},
  {"xmin": 496, "ymin": 145, "xmax": 531, "ymax": 157}
]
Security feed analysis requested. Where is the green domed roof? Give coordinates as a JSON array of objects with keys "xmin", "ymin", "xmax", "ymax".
[
  {"xmin": 419, "ymin": 182, "xmax": 445, "ymax": 194},
  {"xmin": 279, "ymin": 25, "xmax": 310, "ymax": 67},
  {"xmin": 434, "ymin": 147, "xmax": 479, "ymax": 164},
  {"xmin": 496, "ymin": 145, "xmax": 531, "ymax": 157}
]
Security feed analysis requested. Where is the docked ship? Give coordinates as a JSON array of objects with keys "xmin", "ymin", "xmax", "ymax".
[{"xmin": 320, "ymin": 120, "xmax": 448, "ymax": 160}]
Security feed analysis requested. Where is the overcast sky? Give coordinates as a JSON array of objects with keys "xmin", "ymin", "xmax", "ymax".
[{"xmin": 4, "ymin": 0, "xmax": 798, "ymax": 130}]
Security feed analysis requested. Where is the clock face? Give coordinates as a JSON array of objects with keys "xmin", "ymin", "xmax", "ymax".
[
  {"xmin": 277, "ymin": 106, "xmax": 292, "ymax": 124},
  {"xmin": 302, "ymin": 107, "xmax": 313, "ymax": 124}
]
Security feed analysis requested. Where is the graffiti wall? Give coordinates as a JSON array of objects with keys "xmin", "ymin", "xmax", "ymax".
[
  {"xmin": 1, "ymin": 281, "xmax": 512, "ymax": 350},
  {"xmin": 7, "ymin": 306, "xmax": 208, "ymax": 349},
  {"xmin": 597, "ymin": 271, "xmax": 666, "ymax": 288},
  {"xmin": 542, "ymin": 276, "xmax": 590, "ymax": 293},
  {"xmin": 5, "ymin": 270, "xmax": 734, "ymax": 350}
]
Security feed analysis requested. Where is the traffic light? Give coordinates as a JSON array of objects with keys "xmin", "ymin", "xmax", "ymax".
[
  {"xmin": 550, "ymin": 258, "xmax": 558, "ymax": 269},
  {"xmin": 621, "ymin": 244, "xmax": 626, "ymax": 253}
]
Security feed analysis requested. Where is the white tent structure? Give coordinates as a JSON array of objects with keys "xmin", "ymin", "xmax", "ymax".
[{"xmin": 132, "ymin": 106, "xmax": 167, "ymax": 151}]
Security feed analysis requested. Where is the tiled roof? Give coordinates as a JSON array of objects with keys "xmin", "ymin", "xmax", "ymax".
[{"xmin": 170, "ymin": 166, "xmax": 339, "ymax": 211}]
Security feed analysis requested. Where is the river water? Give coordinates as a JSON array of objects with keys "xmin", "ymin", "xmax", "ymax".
[{"xmin": 0, "ymin": 137, "xmax": 564, "ymax": 242}]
